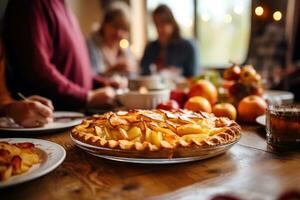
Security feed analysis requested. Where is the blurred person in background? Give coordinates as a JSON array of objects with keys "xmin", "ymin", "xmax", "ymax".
[
  {"xmin": 2, "ymin": 0, "xmax": 123, "ymax": 111},
  {"xmin": 141, "ymin": 4, "xmax": 199, "ymax": 78},
  {"xmin": 86, "ymin": 1, "xmax": 137, "ymax": 77},
  {"xmin": 0, "ymin": 0, "xmax": 53, "ymax": 128}
]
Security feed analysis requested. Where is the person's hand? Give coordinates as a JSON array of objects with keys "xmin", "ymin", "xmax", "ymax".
[
  {"xmin": 4, "ymin": 96, "xmax": 54, "ymax": 128},
  {"xmin": 87, "ymin": 87, "xmax": 116, "ymax": 108},
  {"xmin": 27, "ymin": 95, "xmax": 54, "ymax": 110},
  {"xmin": 108, "ymin": 75, "xmax": 128, "ymax": 89}
]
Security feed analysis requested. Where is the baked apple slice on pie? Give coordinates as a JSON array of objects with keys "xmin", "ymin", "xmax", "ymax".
[{"xmin": 71, "ymin": 109, "xmax": 241, "ymax": 158}]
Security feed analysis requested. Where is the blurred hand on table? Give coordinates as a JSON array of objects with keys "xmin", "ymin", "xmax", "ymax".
[
  {"xmin": 87, "ymin": 86, "xmax": 117, "ymax": 109},
  {"xmin": 4, "ymin": 95, "xmax": 54, "ymax": 128},
  {"xmin": 107, "ymin": 74, "xmax": 128, "ymax": 89}
]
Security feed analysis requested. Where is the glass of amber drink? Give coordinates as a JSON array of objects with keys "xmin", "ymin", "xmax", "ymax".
[{"xmin": 266, "ymin": 105, "xmax": 300, "ymax": 148}]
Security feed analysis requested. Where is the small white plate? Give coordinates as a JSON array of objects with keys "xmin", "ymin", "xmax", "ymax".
[
  {"xmin": 256, "ymin": 115, "xmax": 266, "ymax": 126},
  {"xmin": 0, "ymin": 138, "xmax": 66, "ymax": 188},
  {"xmin": 0, "ymin": 111, "xmax": 84, "ymax": 133}
]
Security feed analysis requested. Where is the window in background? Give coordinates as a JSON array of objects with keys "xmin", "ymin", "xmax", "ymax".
[
  {"xmin": 197, "ymin": 0, "xmax": 251, "ymax": 67},
  {"xmin": 145, "ymin": 0, "xmax": 251, "ymax": 68},
  {"xmin": 146, "ymin": 0, "xmax": 194, "ymax": 41}
]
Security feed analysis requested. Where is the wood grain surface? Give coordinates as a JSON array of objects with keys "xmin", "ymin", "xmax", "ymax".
[{"xmin": 1, "ymin": 125, "xmax": 300, "ymax": 200}]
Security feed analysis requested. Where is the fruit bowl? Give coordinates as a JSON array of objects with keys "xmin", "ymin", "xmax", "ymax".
[{"xmin": 225, "ymin": 65, "xmax": 264, "ymax": 103}]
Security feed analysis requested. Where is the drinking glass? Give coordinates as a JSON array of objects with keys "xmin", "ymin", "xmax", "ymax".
[{"xmin": 266, "ymin": 104, "xmax": 300, "ymax": 148}]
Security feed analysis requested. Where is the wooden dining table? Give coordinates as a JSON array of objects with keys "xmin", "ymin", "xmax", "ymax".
[{"xmin": 1, "ymin": 124, "xmax": 300, "ymax": 200}]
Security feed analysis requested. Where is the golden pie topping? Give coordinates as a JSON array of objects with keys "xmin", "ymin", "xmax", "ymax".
[
  {"xmin": 72, "ymin": 109, "xmax": 241, "ymax": 152},
  {"xmin": 0, "ymin": 142, "xmax": 41, "ymax": 181}
]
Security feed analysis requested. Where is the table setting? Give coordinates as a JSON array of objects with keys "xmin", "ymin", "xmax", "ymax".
[{"xmin": 1, "ymin": 63, "xmax": 299, "ymax": 200}]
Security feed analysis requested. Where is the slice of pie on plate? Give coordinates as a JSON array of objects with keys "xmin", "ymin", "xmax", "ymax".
[
  {"xmin": 0, "ymin": 142, "xmax": 41, "ymax": 181},
  {"xmin": 71, "ymin": 109, "xmax": 241, "ymax": 158}
]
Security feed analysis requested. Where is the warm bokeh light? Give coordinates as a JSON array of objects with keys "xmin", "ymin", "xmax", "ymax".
[
  {"xmin": 119, "ymin": 39, "xmax": 129, "ymax": 49},
  {"xmin": 273, "ymin": 11, "xmax": 282, "ymax": 21},
  {"xmin": 139, "ymin": 86, "xmax": 149, "ymax": 94},
  {"xmin": 255, "ymin": 6, "xmax": 264, "ymax": 16},
  {"xmin": 201, "ymin": 13, "xmax": 210, "ymax": 22},
  {"xmin": 223, "ymin": 14, "xmax": 232, "ymax": 23}
]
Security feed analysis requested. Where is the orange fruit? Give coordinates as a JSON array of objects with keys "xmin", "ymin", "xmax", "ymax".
[
  {"xmin": 184, "ymin": 96, "xmax": 212, "ymax": 113},
  {"xmin": 238, "ymin": 95, "xmax": 267, "ymax": 123},
  {"xmin": 188, "ymin": 80, "xmax": 218, "ymax": 105},
  {"xmin": 212, "ymin": 103, "xmax": 237, "ymax": 120}
]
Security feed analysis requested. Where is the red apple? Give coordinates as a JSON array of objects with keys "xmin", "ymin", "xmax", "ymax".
[
  {"xmin": 223, "ymin": 65, "xmax": 241, "ymax": 81},
  {"xmin": 240, "ymin": 65, "xmax": 257, "ymax": 84},
  {"xmin": 238, "ymin": 95, "xmax": 267, "ymax": 123},
  {"xmin": 222, "ymin": 80, "xmax": 235, "ymax": 90},
  {"xmin": 229, "ymin": 82, "xmax": 249, "ymax": 100},
  {"xmin": 170, "ymin": 89, "xmax": 188, "ymax": 108},
  {"xmin": 250, "ymin": 83, "xmax": 264, "ymax": 96},
  {"xmin": 156, "ymin": 100, "xmax": 180, "ymax": 111},
  {"xmin": 188, "ymin": 80, "xmax": 218, "ymax": 105}
]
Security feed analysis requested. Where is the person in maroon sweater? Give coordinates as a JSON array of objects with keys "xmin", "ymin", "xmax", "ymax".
[{"xmin": 2, "ymin": 0, "xmax": 120, "ymax": 110}]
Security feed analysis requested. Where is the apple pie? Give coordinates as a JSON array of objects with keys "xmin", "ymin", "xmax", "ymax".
[{"xmin": 71, "ymin": 109, "xmax": 241, "ymax": 158}]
